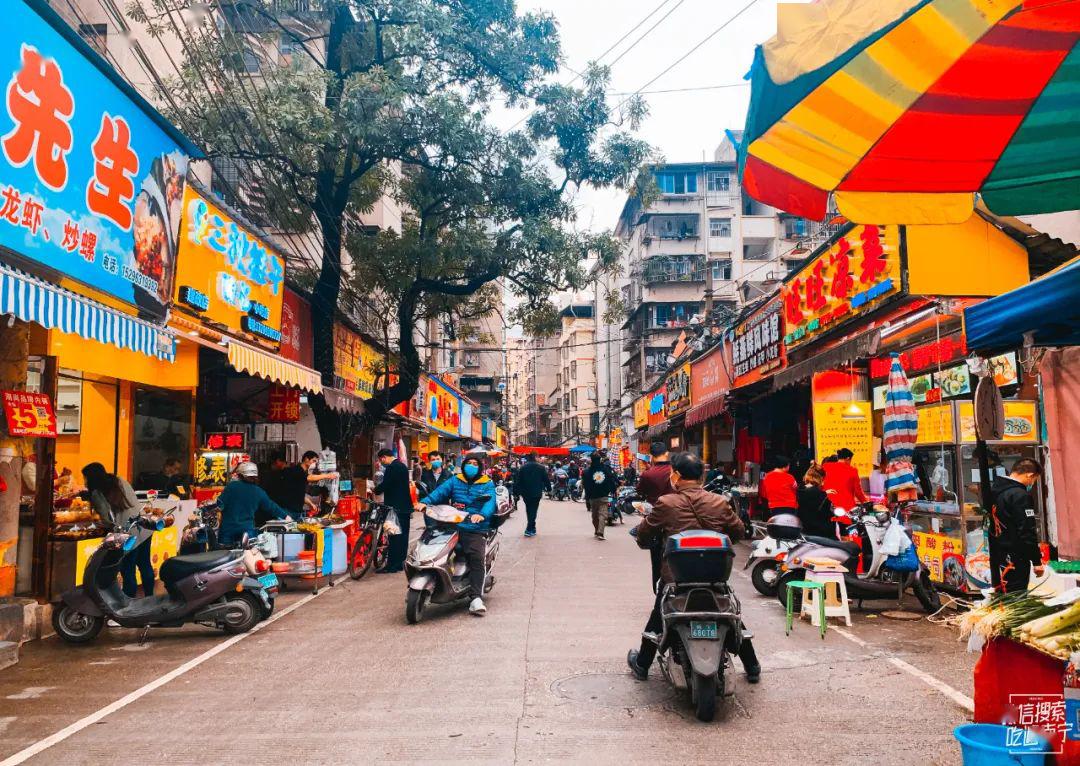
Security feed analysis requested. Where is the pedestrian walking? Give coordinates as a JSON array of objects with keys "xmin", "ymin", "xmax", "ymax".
[
  {"xmin": 374, "ymin": 448, "xmax": 413, "ymax": 573},
  {"xmin": 514, "ymin": 452, "xmax": 550, "ymax": 537},
  {"xmin": 583, "ymin": 452, "xmax": 618, "ymax": 539},
  {"xmin": 988, "ymin": 458, "xmax": 1044, "ymax": 593}
]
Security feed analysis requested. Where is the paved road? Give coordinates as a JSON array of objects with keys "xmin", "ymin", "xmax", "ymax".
[{"xmin": 0, "ymin": 498, "xmax": 976, "ymax": 765}]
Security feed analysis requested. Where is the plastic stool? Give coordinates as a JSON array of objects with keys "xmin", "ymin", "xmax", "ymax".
[
  {"xmin": 785, "ymin": 581, "xmax": 826, "ymax": 639},
  {"xmin": 804, "ymin": 569, "xmax": 852, "ymax": 628}
]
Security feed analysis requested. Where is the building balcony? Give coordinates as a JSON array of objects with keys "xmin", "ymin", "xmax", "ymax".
[
  {"xmin": 642, "ymin": 255, "xmax": 705, "ymax": 285},
  {"xmin": 708, "ymin": 235, "xmax": 733, "ymax": 254},
  {"xmin": 741, "ymin": 215, "xmax": 778, "ymax": 241},
  {"xmin": 644, "ymin": 214, "xmax": 699, "ymax": 241},
  {"xmin": 705, "ymin": 191, "xmax": 737, "ymax": 208}
]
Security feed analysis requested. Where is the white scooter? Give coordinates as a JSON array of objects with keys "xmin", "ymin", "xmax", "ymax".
[{"xmin": 743, "ymin": 513, "xmax": 805, "ymax": 597}]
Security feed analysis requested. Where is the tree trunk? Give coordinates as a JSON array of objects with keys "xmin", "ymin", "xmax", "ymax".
[
  {"xmin": 355, "ymin": 287, "xmax": 423, "ymax": 434},
  {"xmin": 0, "ymin": 322, "xmax": 28, "ymax": 599}
]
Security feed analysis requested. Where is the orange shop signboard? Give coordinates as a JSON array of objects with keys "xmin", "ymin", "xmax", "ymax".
[
  {"xmin": 333, "ymin": 323, "xmax": 379, "ymax": 398},
  {"xmin": 173, "ymin": 185, "xmax": 285, "ymax": 343},
  {"xmin": 426, "ymin": 376, "xmax": 461, "ymax": 436},
  {"xmin": 665, "ymin": 363, "xmax": 691, "ymax": 418},
  {"xmin": 633, "ymin": 397, "xmax": 649, "ymax": 430},
  {"xmin": 690, "ymin": 344, "xmax": 730, "ymax": 405},
  {"xmin": 782, "ymin": 225, "xmax": 901, "ymax": 350}
]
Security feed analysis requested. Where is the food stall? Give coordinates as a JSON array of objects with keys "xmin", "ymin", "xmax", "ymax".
[{"xmin": 906, "ymin": 397, "xmax": 1042, "ymax": 593}]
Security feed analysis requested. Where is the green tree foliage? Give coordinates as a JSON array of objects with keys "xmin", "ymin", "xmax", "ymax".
[{"xmin": 129, "ymin": 0, "xmax": 651, "ymax": 442}]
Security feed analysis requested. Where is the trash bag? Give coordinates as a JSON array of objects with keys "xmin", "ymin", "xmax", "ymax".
[
  {"xmin": 383, "ymin": 509, "xmax": 402, "ymax": 536},
  {"xmin": 881, "ymin": 518, "xmax": 909, "ymax": 557}
]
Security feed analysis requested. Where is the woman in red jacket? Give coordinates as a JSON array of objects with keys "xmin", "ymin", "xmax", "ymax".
[{"xmin": 822, "ymin": 448, "xmax": 868, "ymax": 512}]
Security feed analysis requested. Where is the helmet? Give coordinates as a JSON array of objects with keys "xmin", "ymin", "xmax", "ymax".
[{"xmin": 235, "ymin": 461, "xmax": 258, "ymax": 479}]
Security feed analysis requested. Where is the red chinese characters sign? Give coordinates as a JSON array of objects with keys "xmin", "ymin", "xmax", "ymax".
[
  {"xmin": 279, "ymin": 289, "xmax": 313, "ymax": 367},
  {"xmin": 2, "ymin": 390, "xmax": 56, "ymax": 437},
  {"xmin": 267, "ymin": 385, "xmax": 300, "ymax": 423},
  {"xmin": 203, "ymin": 432, "xmax": 246, "ymax": 451},
  {"xmin": 869, "ymin": 334, "xmax": 967, "ymax": 379},
  {"xmin": 782, "ymin": 225, "xmax": 902, "ymax": 350}
]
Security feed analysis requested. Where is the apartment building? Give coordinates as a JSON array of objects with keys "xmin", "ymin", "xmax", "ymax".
[
  {"xmin": 615, "ymin": 133, "xmax": 822, "ymax": 397},
  {"xmin": 436, "ymin": 310, "xmax": 506, "ymax": 424},
  {"xmin": 548, "ymin": 305, "xmax": 598, "ymax": 444},
  {"xmin": 505, "ymin": 337, "xmax": 531, "ymax": 445},
  {"xmin": 524, "ymin": 336, "xmax": 560, "ymax": 446}
]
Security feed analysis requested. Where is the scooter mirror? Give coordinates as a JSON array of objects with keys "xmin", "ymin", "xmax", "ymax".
[{"xmin": 122, "ymin": 535, "xmax": 138, "ymax": 552}]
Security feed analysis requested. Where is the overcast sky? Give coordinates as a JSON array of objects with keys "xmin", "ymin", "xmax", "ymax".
[{"xmin": 496, "ymin": 0, "xmax": 786, "ymax": 234}]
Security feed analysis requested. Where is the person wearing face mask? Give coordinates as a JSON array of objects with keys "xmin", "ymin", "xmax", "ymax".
[
  {"xmin": 420, "ymin": 451, "xmax": 453, "ymax": 494},
  {"xmin": 988, "ymin": 458, "xmax": 1045, "ymax": 593},
  {"xmin": 416, "ymin": 455, "xmax": 498, "ymax": 615},
  {"xmin": 375, "ymin": 448, "xmax": 414, "ymax": 573}
]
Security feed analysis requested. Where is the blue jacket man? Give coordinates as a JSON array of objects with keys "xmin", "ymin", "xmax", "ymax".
[
  {"xmin": 216, "ymin": 462, "xmax": 291, "ymax": 544},
  {"xmin": 418, "ymin": 455, "xmax": 497, "ymax": 615}
]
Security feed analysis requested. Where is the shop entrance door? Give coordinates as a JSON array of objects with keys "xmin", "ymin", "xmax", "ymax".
[{"xmin": 131, "ymin": 387, "xmax": 193, "ymax": 490}]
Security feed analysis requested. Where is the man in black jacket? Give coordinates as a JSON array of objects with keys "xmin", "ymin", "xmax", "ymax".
[
  {"xmin": 374, "ymin": 448, "xmax": 413, "ymax": 573},
  {"xmin": 989, "ymin": 458, "xmax": 1044, "ymax": 593},
  {"xmin": 514, "ymin": 453, "xmax": 550, "ymax": 537},
  {"xmin": 419, "ymin": 450, "xmax": 453, "ymax": 495},
  {"xmin": 583, "ymin": 452, "xmax": 619, "ymax": 540}
]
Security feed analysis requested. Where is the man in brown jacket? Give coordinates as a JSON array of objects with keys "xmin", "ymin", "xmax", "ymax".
[{"xmin": 627, "ymin": 452, "xmax": 761, "ymax": 683}]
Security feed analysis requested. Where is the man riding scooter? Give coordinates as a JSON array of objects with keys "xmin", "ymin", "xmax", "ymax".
[
  {"xmin": 627, "ymin": 452, "xmax": 761, "ymax": 684},
  {"xmin": 415, "ymin": 454, "xmax": 497, "ymax": 616}
]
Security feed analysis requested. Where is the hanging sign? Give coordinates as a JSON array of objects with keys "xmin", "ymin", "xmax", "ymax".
[
  {"xmin": 203, "ymin": 431, "xmax": 246, "ymax": 451},
  {"xmin": 280, "ymin": 289, "xmax": 313, "ymax": 367},
  {"xmin": 267, "ymin": 385, "xmax": 300, "ymax": 423},
  {"xmin": 782, "ymin": 225, "xmax": 902, "ymax": 349},
  {"xmin": 425, "ymin": 376, "xmax": 461, "ymax": 436},
  {"xmin": 647, "ymin": 385, "xmax": 666, "ymax": 427},
  {"xmin": 0, "ymin": 5, "xmax": 192, "ymax": 319},
  {"xmin": 664, "ymin": 363, "xmax": 691, "ymax": 418},
  {"xmin": 733, "ymin": 298, "xmax": 786, "ymax": 386},
  {"xmin": 633, "ymin": 397, "xmax": 649, "ymax": 430},
  {"xmin": 2, "ymin": 390, "xmax": 56, "ymax": 437},
  {"xmin": 459, "ymin": 399, "xmax": 474, "ymax": 438},
  {"xmin": 332, "ymin": 323, "xmax": 382, "ymax": 398},
  {"xmin": 173, "ymin": 186, "xmax": 284, "ymax": 342}
]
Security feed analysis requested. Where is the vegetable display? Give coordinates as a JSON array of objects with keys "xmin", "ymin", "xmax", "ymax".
[{"xmin": 959, "ymin": 592, "xmax": 1080, "ymax": 660}]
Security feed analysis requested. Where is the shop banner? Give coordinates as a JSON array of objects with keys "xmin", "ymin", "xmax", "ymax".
[
  {"xmin": 174, "ymin": 185, "xmax": 285, "ymax": 343},
  {"xmin": 0, "ymin": 5, "xmax": 192, "ymax": 318},
  {"xmin": 633, "ymin": 397, "xmax": 649, "ymax": 430},
  {"xmin": 869, "ymin": 335, "xmax": 966, "ymax": 379},
  {"xmin": 459, "ymin": 399, "xmax": 474, "ymax": 438},
  {"xmin": 916, "ymin": 403, "xmax": 956, "ymax": 444},
  {"xmin": 426, "ymin": 376, "xmax": 461, "ymax": 436},
  {"xmin": 665, "ymin": 362, "xmax": 691, "ymax": 418},
  {"xmin": 333, "ymin": 323, "xmax": 380, "ymax": 398},
  {"xmin": 690, "ymin": 343, "xmax": 730, "ymax": 405},
  {"xmin": 782, "ymin": 225, "xmax": 901, "ymax": 350},
  {"xmin": 959, "ymin": 400, "xmax": 1037, "ymax": 444},
  {"xmin": 280, "ymin": 289, "xmax": 313, "ymax": 367},
  {"xmin": 733, "ymin": 298, "xmax": 786, "ymax": 386},
  {"xmin": 648, "ymin": 385, "xmax": 666, "ymax": 428},
  {"xmin": 392, "ymin": 374, "xmax": 424, "ymax": 422},
  {"xmin": 812, "ymin": 401, "xmax": 873, "ymax": 476},
  {"xmin": 497, "ymin": 428, "xmax": 508, "ymax": 449},
  {"xmin": 472, "ymin": 414, "xmax": 482, "ymax": 441},
  {"xmin": 2, "ymin": 390, "xmax": 56, "ymax": 437},
  {"xmin": 267, "ymin": 385, "xmax": 300, "ymax": 422}
]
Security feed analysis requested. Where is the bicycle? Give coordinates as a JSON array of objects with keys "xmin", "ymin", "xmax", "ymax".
[{"xmin": 348, "ymin": 501, "xmax": 395, "ymax": 580}]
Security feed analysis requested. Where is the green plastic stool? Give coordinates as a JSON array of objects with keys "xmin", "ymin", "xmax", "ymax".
[{"xmin": 785, "ymin": 581, "xmax": 827, "ymax": 639}]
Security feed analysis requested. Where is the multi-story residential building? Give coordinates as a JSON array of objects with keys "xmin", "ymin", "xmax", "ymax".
[
  {"xmin": 437, "ymin": 309, "xmax": 506, "ymax": 425},
  {"xmin": 505, "ymin": 337, "xmax": 531, "ymax": 446},
  {"xmin": 524, "ymin": 337, "xmax": 560, "ymax": 446},
  {"xmin": 616, "ymin": 133, "xmax": 827, "ymax": 395},
  {"xmin": 548, "ymin": 304, "xmax": 598, "ymax": 444}
]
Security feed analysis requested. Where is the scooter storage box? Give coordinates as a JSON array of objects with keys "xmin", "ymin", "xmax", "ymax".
[
  {"xmin": 766, "ymin": 513, "xmax": 803, "ymax": 541},
  {"xmin": 664, "ymin": 531, "xmax": 734, "ymax": 583}
]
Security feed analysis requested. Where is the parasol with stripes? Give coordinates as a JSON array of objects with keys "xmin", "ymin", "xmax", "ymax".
[{"xmin": 883, "ymin": 353, "xmax": 918, "ymax": 498}]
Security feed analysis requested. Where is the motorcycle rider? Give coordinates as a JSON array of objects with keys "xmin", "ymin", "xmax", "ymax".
[
  {"xmin": 989, "ymin": 458, "xmax": 1045, "ymax": 593},
  {"xmin": 627, "ymin": 452, "xmax": 761, "ymax": 684},
  {"xmin": 552, "ymin": 462, "xmax": 570, "ymax": 499},
  {"xmin": 416, "ymin": 454, "xmax": 497, "ymax": 616},
  {"xmin": 215, "ymin": 462, "xmax": 293, "ymax": 546},
  {"xmin": 567, "ymin": 460, "xmax": 582, "ymax": 496}
]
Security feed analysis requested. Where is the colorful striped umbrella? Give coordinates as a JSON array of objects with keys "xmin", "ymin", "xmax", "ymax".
[
  {"xmin": 739, "ymin": 0, "xmax": 1080, "ymax": 224},
  {"xmin": 883, "ymin": 354, "xmax": 918, "ymax": 496}
]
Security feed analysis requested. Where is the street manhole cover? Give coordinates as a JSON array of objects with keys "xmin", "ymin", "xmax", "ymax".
[
  {"xmin": 551, "ymin": 672, "xmax": 676, "ymax": 708},
  {"xmin": 881, "ymin": 610, "xmax": 923, "ymax": 621}
]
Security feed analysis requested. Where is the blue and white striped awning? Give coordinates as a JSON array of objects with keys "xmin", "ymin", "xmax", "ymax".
[{"xmin": 0, "ymin": 265, "xmax": 175, "ymax": 361}]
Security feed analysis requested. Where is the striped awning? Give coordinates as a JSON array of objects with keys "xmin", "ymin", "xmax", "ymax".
[
  {"xmin": 322, "ymin": 386, "xmax": 363, "ymax": 414},
  {"xmin": 0, "ymin": 264, "xmax": 175, "ymax": 360},
  {"xmin": 227, "ymin": 340, "xmax": 322, "ymax": 394}
]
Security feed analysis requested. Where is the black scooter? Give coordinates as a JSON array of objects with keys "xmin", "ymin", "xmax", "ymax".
[{"xmin": 53, "ymin": 514, "xmax": 276, "ymax": 644}]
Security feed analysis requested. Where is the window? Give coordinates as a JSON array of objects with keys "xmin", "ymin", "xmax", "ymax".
[
  {"xmin": 712, "ymin": 260, "xmax": 733, "ymax": 281},
  {"xmin": 448, "ymin": 350, "xmax": 457, "ymax": 368},
  {"xmin": 654, "ymin": 171, "xmax": 697, "ymax": 195},
  {"xmin": 78, "ymin": 24, "xmax": 108, "ymax": 56},
  {"xmin": 709, "ymin": 218, "xmax": 732, "ymax": 238},
  {"xmin": 571, "ymin": 389, "xmax": 578, "ymax": 407},
  {"xmin": 587, "ymin": 386, "xmax": 597, "ymax": 402},
  {"xmin": 784, "ymin": 217, "xmax": 809, "ymax": 239},
  {"xmin": 706, "ymin": 171, "xmax": 731, "ymax": 193},
  {"xmin": 464, "ymin": 352, "xmax": 480, "ymax": 368},
  {"xmin": 570, "ymin": 361, "xmax": 577, "ymax": 381},
  {"xmin": 654, "ymin": 305, "xmax": 671, "ymax": 326}
]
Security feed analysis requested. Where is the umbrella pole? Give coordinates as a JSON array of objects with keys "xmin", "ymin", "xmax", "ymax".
[{"xmin": 976, "ymin": 438, "xmax": 994, "ymax": 513}]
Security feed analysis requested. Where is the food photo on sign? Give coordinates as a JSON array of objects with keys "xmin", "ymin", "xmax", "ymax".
[{"xmin": 0, "ymin": 4, "xmax": 199, "ymax": 319}]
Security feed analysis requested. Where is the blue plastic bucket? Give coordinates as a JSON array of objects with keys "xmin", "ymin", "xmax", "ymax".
[{"xmin": 954, "ymin": 724, "xmax": 1050, "ymax": 766}]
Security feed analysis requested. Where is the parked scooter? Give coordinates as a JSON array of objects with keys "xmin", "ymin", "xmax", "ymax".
[
  {"xmin": 53, "ymin": 513, "xmax": 277, "ymax": 644},
  {"xmin": 743, "ymin": 513, "xmax": 805, "ymax": 597},
  {"xmin": 607, "ymin": 486, "xmax": 637, "ymax": 526},
  {"xmin": 644, "ymin": 530, "xmax": 746, "ymax": 722},
  {"xmin": 403, "ymin": 487, "xmax": 513, "ymax": 624},
  {"xmin": 775, "ymin": 505, "xmax": 941, "ymax": 614}
]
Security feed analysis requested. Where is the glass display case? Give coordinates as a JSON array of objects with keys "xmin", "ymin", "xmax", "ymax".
[{"xmin": 904, "ymin": 400, "xmax": 1041, "ymax": 593}]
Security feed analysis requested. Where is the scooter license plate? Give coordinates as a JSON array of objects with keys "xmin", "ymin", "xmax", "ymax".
[
  {"xmin": 258, "ymin": 573, "xmax": 279, "ymax": 589},
  {"xmin": 690, "ymin": 621, "xmax": 718, "ymax": 640}
]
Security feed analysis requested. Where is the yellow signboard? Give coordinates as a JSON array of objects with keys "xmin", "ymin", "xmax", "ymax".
[
  {"xmin": 633, "ymin": 397, "xmax": 649, "ymax": 430},
  {"xmin": 812, "ymin": 401, "xmax": 873, "ymax": 476},
  {"xmin": 173, "ymin": 186, "xmax": 285, "ymax": 343},
  {"xmin": 333, "ymin": 323, "xmax": 379, "ymax": 398},
  {"xmin": 912, "ymin": 531, "xmax": 965, "ymax": 585},
  {"xmin": 917, "ymin": 403, "xmax": 957, "ymax": 445},
  {"xmin": 958, "ymin": 400, "xmax": 1038, "ymax": 444}
]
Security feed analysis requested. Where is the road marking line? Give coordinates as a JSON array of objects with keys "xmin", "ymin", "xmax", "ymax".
[
  {"xmin": 832, "ymin": 626, "xmax": 974, "ymax": 712},
  {"xmin": 0, "ymin": 582, "xmax": 338, "ymax": 766}
]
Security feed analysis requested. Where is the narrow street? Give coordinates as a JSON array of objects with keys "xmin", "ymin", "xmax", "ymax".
[{"xmin": 1, "ymin": 499, "xmax": 976, "ymax": 766}]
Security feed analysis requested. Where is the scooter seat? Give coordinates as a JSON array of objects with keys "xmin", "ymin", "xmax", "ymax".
[
  {"xmin": 804, "ymin": 536, "xmax": 861, "ymax": 555},
  {"xmin": 160, "ymin": 550, "xmax": 236, "ymax": 583}
]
